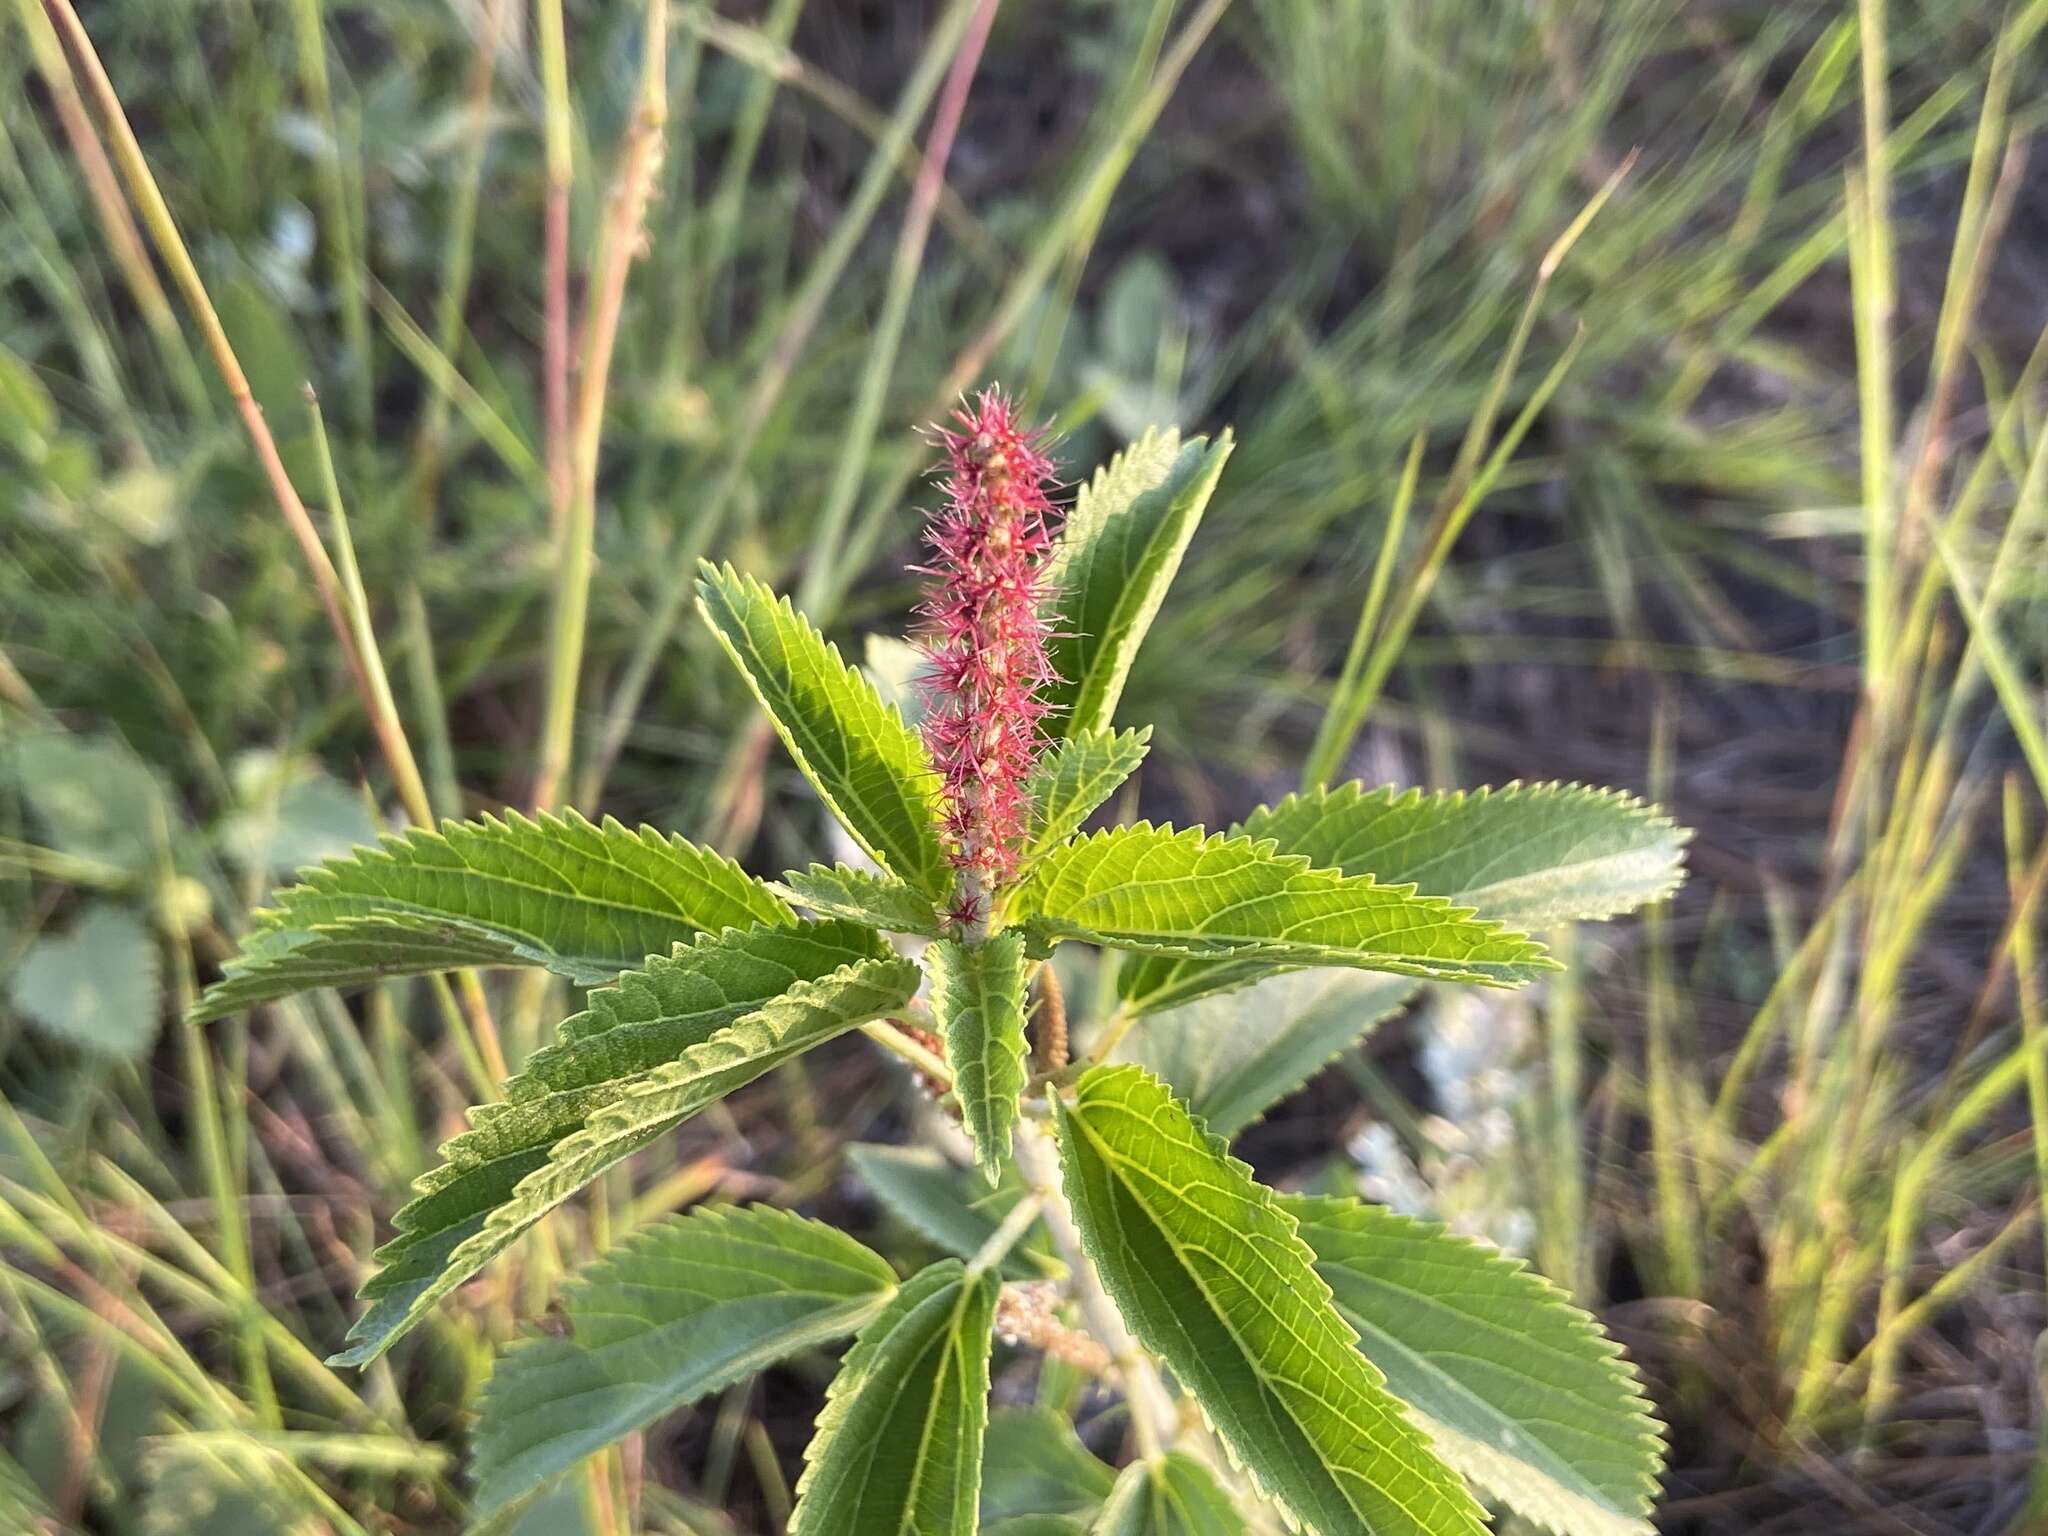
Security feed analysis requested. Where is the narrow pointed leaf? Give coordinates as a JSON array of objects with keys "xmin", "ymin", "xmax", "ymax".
[
  {"xmin": 789, "ymin": 1259, "xmax": 999, "ymax": 1536},
  {"xmin": 471, "ymin": 1205, "xmax": 899, "ymax": 1518},
  {"xmin": 194, "ymin": 809, "xmax": 787, "ymax": 1020},
  {"xmin": 981, "ymin": 1409, "xmax": 1116, "ymax": 1525},
  {"xmin": 928, "ymin": 934, "xmax": 1030, "ymax": 1180},
  {"xmin": 1285, "ymin": 1196, "xmax": 1664, "ymax": 1536},
  {"xmin": 696, "ymin": 562, "xmax": 951, "ymax": 898},
  {"xmin": 1054, "ymin": 1064, "xmax": 1485, "ymax": 1536},
  {"xmin": 1017, "ymin": 824, "xmax": 1553, "ymax": 987},
  {"xmin": 778, "ymin": 863, "xmax": 942, "ymax": 936},
  {"xmin": 1091, "ymin": 1455, "xmax": 1245, "ymax": 1536},
  {"xmin": 1119, "ymin": 782, "xmax": 1684, "ymax": 1015},
  {"xmin": 333, "ymin": 934, "xmax": 915, "ymax": 1366},
  {"xmin": 1110, "ymin": 969, "xmax": 1416, "ymax": 1138},
  {"xmin": 1043, "ymin": 430, "xmax": 1234, "ymax": 738},
  {"xmin": 1026, "ymin": 727, "xmax": 1152, "ymax": 860},
  {"xmin": 1042, "ymin": 431, "xmax": 1232, "ymax": 739}
]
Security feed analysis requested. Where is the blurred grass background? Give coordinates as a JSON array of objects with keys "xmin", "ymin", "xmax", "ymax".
[{"xmin": 2, "ymin": 0, "xmax": 2047, "ymax": 1531}]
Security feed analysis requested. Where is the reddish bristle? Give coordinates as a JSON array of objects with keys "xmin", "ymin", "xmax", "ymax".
[{"xmin": 916, "ymin": 387, "xmax": 1062, "ymax": 914}]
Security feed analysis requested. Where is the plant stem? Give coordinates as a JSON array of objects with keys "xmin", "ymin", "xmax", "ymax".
[
  {"xmin": 966, "ymin": 1191, "xmax": 1045, "ymax": 1278},
  {"xmin": 858, "ymin": 1020, "xmax": 952, "ymax": 1086},
  {"xmin": 534, "ymin": 0, "xmax": 670, "ymax": 811},
  {"xmin": 1013, "ymin": 1123, "xmax": 1176, "ymax": 1458}
]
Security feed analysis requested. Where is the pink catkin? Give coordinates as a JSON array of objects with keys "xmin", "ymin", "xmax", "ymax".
[{"xmin": 917, "ymin": 389, "xmax": 1062, "ymax": 929}]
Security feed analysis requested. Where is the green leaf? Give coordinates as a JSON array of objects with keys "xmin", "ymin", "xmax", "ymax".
[
  {"xmin": 778, "ymin": 863, "xmax": 941, "ymax": 936},
  {"xmin": 1053, "ymin": 1064, "xmax": 1485, "ymax": 1536},
  {"xmin": 0, "ymin": 1446, "xmax": 50, "ymax": 1530},
  {"xmin": 10, "ymin": 902, "xmax": 161, "ymax": 1059},
  {"xmin": 1284, "ymin": 1196, "xmax": 1664, "ymax": 1536},
  {"xmin": 221, "ymin": 757, "xmax": 381, "ymax": 877},
  {"xmin": 696, "ymin": 562, "xmax": 951, "ymax": 899},
  {"xmin": 1243, "ymin": 782, "xmax": 1688, "ymax": 929},
  {"xmin": 1110, "ymin": 969, "xmax": 1415, "ymax": 1138},
  {"xmin": 846, "ymin": 1143, "xmax": 1053, "ymax": 1280},
  {"xmin": 980, "ymin": 1409, "xmax": 1116, "ymax": 1525},
  {"xmin": 789, "ymin": 1259, "xmax": 999, "ymax": 1536},
  {"xmin": 470, "ymin": 1204, "xmax": 899, "ymax": 1518},
  {"xmin": 1117, "ymin": 782, "xmax": 1683, "ymax": 1016},
  {"xmin": 195, "ymin": 809, "xmax": 788, "ymax": 1021},
  {"xmin": 1026, "ymin": 728, "xmax": 1152, "ymax": 860},
  {"xmin": 928, "ymin": 934, "xmax": 1031, "ymax": 1181},
  {"xmin": 1043, "ymin": 430, "xmax": 1234, "ymax": 738},
  {"xmin": 331, "ymin": 929, "xmax": 915, "ymax": 1366},
  {"xmin": 1016, "ymin": 825, "xmax": 1553, "ymax": 987},
  {"xmin": 1090, "ymin": 1455, "xmax": 1245, "ymax": 1536},
  {"xmin": 9, "ymin": 729, "xmax": 171, "ymax": 876}
]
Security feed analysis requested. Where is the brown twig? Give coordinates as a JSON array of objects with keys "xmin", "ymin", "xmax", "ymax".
[{"xmin": 1034, "ymin": 962, "xmax": 1069, "ymax": 1075}]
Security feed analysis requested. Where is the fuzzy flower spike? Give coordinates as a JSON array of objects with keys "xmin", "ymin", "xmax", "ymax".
[{"xmin": 917, "ymin": 388, "xmax": 1063, "ymax": 934}]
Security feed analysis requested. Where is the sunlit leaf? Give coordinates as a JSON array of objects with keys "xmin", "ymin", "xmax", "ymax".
[
  {"xmin": 779, "ymin": 863, "xmax": 942, "ymax": 936},
  {"xmin": 696, "ymin": 562, "xmax": 951, "ymax": 899},
  {"xmin": 928, "ymin": 933, "xmax": 1031, "ymax": 1180},
  {"xmin": 1016, "ymin": 824, "xmax": 1552, "ymax": 987},
  {"xmin": 332, "ymin": 932, "xmax": 915, "ymax": 1366},
  {"xmin": 789, "ymin": 1260, "xmax": 999, "ymax": 1536},
  {"xmin": 1043, "ymin": 431, "xmax": 1234, "ymax": 739},
  {"xmin": 471, "ymin": 1205, "xmax": 899, "ymax": 1518},
  {"xmin": 1054, "ymin": 1064, "xmax": 1484, "ymax": 1536},
  {"xmin": 195, "ymin": 809, "xmax": 788, "ymax": 1020},
  {"xmin": 1285, "ymin": 1196, "xmax": 1664, "ymax": 1536},
  {"xmin": 1026, "ymin": 728, "xmax": 1152, "ymax": 860},
  {"xmin": 1118, "ymin": 782, "xmax": 1684, "ymax": 1015}
]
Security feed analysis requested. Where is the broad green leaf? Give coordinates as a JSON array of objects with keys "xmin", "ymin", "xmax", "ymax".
[
  {"xmin": 195, "ymin": 809, "xmax": 788, "ymax": 1021},
  {"xmin": 991, "ymin": 1519, "xmax": 1087, "ymax": 1536},
  {"xmin": 980, "ymin": 1409, "xmax": 1116, "ymax": 1525},
  {"xmin": 790, "ymin": 1259, "xmax": 998, "ymax": 1536},
  {"xmin": 471, "ymin": 1205, "xmax": 899, "ymax": 1518},
  {"xmin": 1244, "ymin": 782, "xmax": 1688, "ymax": 928},
  {"xmin": 1285, "ymin": 1196, "xmax": 1664, "ymax": 1536},
  {"xmin": 1043, "ymin": 431, "xmax": 1234, "ymax": 738},
  {"xmin": 1091, "ymin": 1455, "xmax": 1244, "ymax": 1536},
  {"xmin": 928, "ymin": 934, "xmax": 1030, "ymax": 1181},
  {"xmin": 9, "ymin": 729, "xmax": 171, "ymax": 875},
  {"xmin": 846, "ymin": 1143, "xmax": 1054, "ymax": 1280},
  {"xmin": 10, "ymin": 902, "xmax": 161, "ymax": 1058},
  {"xmin": 778, "ymin": 863, "xmax": 941, "ymax": 936},
  {"xmin": 1026, "ymin": 728, "xmax": 1152, "ymax": 860},
  {"xmin": 221, "ymin": 756, "xmax": 381, "ymax": 876},
  {"xmin": 1053, "ymin": 1064, "xmax": 1485, "ymax": 1536},
  {"xmin": 696, "ymin": 562, "xmax": 951, "ymax": 898},
  {"xmin": 1016, "ymin": 825, "xmax": 1553, "ymax": 987},
  {"xmin": 1110, "ymin": 969, "xmax": 1415, "ymax": 1138},
  {"xmin": 1118, "ymin": 782, "xmax": 1683, "ymax": 1016},
  {"xmin": 332, "ymin": 931, "xmax": 915, "ymax": 1366}
]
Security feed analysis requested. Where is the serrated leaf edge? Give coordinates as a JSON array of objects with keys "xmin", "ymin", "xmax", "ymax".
[
  {"xmin": 1053, "ymin": 1063, "xmax": 1486, "ymax": 1536},
  {"xmin": 1283, "ymin": 1193, "xmax": 1667, "ymax": 1534}
]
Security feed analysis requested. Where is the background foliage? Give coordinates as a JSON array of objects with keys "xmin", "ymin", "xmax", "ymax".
[{"xmin": 2, "ymin": 1, "xmax": 2045, "ymax": 1532}]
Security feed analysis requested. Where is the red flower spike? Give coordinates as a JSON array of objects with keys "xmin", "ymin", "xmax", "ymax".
[{"xmin": 916, "ymin": 388, "xmax": 1063, "ymax": 928}]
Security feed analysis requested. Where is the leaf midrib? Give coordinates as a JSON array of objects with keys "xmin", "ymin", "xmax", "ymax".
[{"xmin": 1066, "ymin": 1104, "xmax": 1398, "ymax": 1528}]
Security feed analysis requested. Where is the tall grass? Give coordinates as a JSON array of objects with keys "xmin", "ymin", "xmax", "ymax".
[{"xmin": 1, "ymin": 1, "xmax": 2043, "ymax": 1531}]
